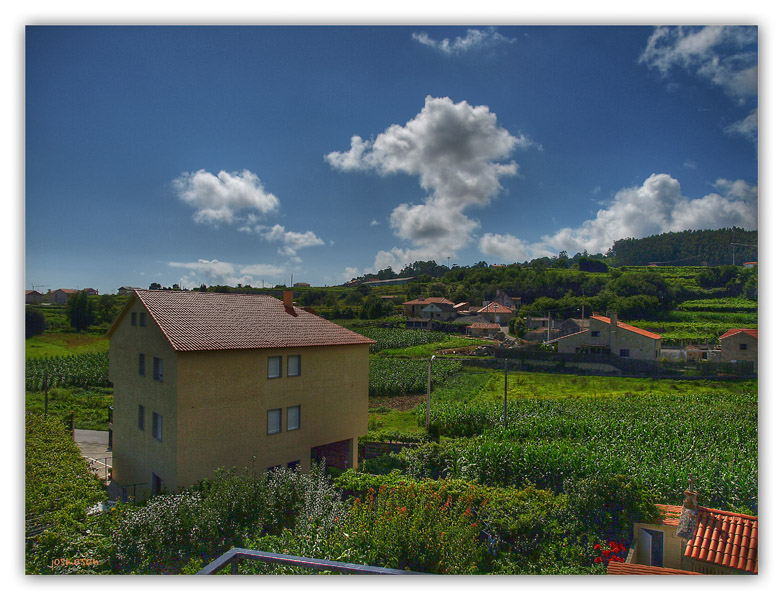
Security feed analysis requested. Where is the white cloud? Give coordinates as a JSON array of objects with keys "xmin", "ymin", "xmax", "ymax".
[
  {"xmin": 341, "ymin": 266, "xmax": 361, "ymax": 281},
  {"xmin": 173, "ymin": 169, "xmax": 279, "ymax": 225},
  {"xmin": 639, "ymin": 26, "xmax": 757, "ymax": 102},
  {"xmin": 480, "ymin": 173, "xmax": 758, "ymax": 260},
  {"xmin": 370, "ymin": 219, "xmax": 379, "ymax": 226},
  {"xmin": 412, "ymin": 28, "xmax": 515, "ymax": 56},
  {"xmin": 725, "ymin": 108, "xmax": 758, "ymax": 143},
  {"xmin": 327, "ymin": 96, "xmax": 535, "ymax": 272},
  {"xmin": 168, "ymin": 258, "xmax": 286, "ymax": 289},
  {"xmin": 242, "ymin": 224, "xmax": 326, "ymax": 258}
]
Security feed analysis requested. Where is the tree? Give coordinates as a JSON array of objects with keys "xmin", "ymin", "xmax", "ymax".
[
  {"xmin": 67, "ymin": 291, "xmax": 94, "ymax": 332},
  {"xmin": 149, "ymin": 283, "xmax": 162, "ymax": 290},
  {"xmin": 25, "ymin": 306, "xmax": 46, "ymax": 338}
]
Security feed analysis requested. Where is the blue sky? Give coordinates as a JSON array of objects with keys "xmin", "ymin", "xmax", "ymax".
[{"xmin": 24, "ymin": 24, "xmax": 759, "ymax": 293}]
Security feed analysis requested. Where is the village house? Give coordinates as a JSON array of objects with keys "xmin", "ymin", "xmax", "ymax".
[
  {"xmin": 108, "ymin": 289, "xmax": 374, "ymax": 494},
  {"xmin": 476, "ymin": 302, "xmax": 516, "ymax": 326},
  {"xmin": 558, "ymin": 318, "xmax": 589, "ymax": 337},
  {"xmin": 403, "ymin": 297, "xmax": 456, "ymax": 320},
  {"xmin": 468, "ymin": 322, "xmax": 501, "ymax": 338},
  {"xmin": 719, "ymin": 328, "xmax": 758, "ymax": 373},
  {"xmin": 617, "ymin": 491, "xmax": 757, "ymax": 575},
  {"xmin": 548, "ymin": 312, "xmax": 662, "ymax": 361},
  {"xmin": 25, "ymin": 290, "xmax": 44, "ymax": 304},
  {"xmin": 45, "ymin": 288, "xmax": 80, "ymax": 304}
]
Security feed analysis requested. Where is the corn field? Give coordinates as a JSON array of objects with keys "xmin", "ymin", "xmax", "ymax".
[
  {"xmin": 369, "ymin": 357, "xmax": 462, "ymax": 396},
  {"xmin": 411, "ymin": 391, "xmax": 757, "ymax": 513},
  {"xmin": 353, "ymin": 327, "xmax": 448, "ymax": 353},
  {"xmin": 25, "ymin": 351, "xmax": 110, "ymax": 391}
]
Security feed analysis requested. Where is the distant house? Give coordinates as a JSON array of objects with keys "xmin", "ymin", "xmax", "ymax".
[
  {"xmin": 623, "ymin": 494, "xmax": 757, "ymax": 575},
  {"xmin": 453, "ymin": 302, "xmax": 470, "ymax": 313},
  {"xmin": 118, "ymin": 286, "xmax": 146, "ymax": 295},
  {"xmin": 558, "ymin": 318, "xmax": 589, "ymax": 337},
  {"xmin": 469, "ymin": 322, "xmax": 501, "ymax": 337},
  {"xmin": 549, "ymin": 313, "xmax": 662, "ymax": 361},
  {"xmin": 293, "ymin": 282, "xmax": 310, "ymax": 288},
  {"xmin": 719, "ymin": 328, "xmax": 758, "ymax": 373},
  {"xmin": 83, "ymin": 288, "xmax": 99, "ymax": 296},
  {"xmin": 490, "ymin": 290, "xmax": 521, "ymax": 309},
  {"xmin": 685, "ymin": 344, "xmax": 720, "ymax": 363},
  {"xmin": 107, "ymin": 289, "xmax": 374, "ymax": 493},
  {"xmin": 476, "ymin": 302, "xmax": 515, "ymax": 326},
  {"xmin": 743, "ymin": 261, "xmax": 757, "ymax": 268},
  {"xmin": 25, "ymin": 290, "xmax": 44, "ymax": 304},
  {"xmin": 403, "ymin": 297, "xmax": 455, "ymax": 319},
  {"xmin": 45, "ymin": 288, "xmax": 79, "ymax": 304}
]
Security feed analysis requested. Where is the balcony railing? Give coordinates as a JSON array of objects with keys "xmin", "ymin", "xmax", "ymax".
[{"xmin": 196, "ymin": 547, "xmax": 427, "ymax": 575}]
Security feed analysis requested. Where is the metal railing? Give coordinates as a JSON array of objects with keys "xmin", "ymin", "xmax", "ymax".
[{"xmin": 196, "ymin": 548, "xmax": 427, "ymax": 575}]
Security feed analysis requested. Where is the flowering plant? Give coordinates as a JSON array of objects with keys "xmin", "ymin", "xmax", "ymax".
[{"xmin": 593, "ymin": 541, "xmax": 627, "ymax": 566}]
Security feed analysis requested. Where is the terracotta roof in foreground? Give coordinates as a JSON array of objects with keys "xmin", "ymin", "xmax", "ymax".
[
  {"xmin": 115, "ymin": 290, "xmax": 375, "ymax": 352},
  {"xmin": 653, "ymin": 504, "xmax": 758, "ymax": 574},
  {"xmin": 591, "ymin": 315, "xmax": 662, "ymax": 340},
  {"xmin": 607, "ymin": 563, "xmax": 703, "ymax": 575}
]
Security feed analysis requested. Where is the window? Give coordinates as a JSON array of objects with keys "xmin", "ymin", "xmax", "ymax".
[
  {"xmin": 287, "ymin": 460, "xmax": 301, "ymax": 471},
  {"xmin": 138, "ymin": 353, "xmax": 145, "ymax": 376},
  {"xmin": 287, "ymin": 355, "xmax": 301, "ymax": 377},
  {"xmin": 619, "ymin": 349, "xmax": 630, "ymax": 358},
  {"xmin": 153, "ymin": 357, "xmax": 163, "ymax": 382},
  {"xmin": 287, "ymin": 405, "xmax": 301, "ymax": 431},
  {"xmin": 131, "ymin": 312, "xmax": 137, "ymax": 326},
  {"xmin": 591, "ymin": 331, "xmax": 600, "ymax": 337},
  {"xmin": 266, "ymin": 465, "xmax": 281, "ymax": 472},
  {"xmin": 152, "ymin": 412, "xmax": 162, "ymax": 441},
  {"xmin": 740, "ymin": 343, "xmax": 748, "ymax": 350},
  {"xmin": 152, "ymin": 472, "xmax": 161, "ymax": 495},
  {"xmin": 267, "ymin": 408, "xmax": 282, "ymax": 434},
  {"xmin": 268, "ymin": 356, "xmax": 282, "ymax": 379},
  {"xmin": 138, "ymin": 405, "xmax": 145, "ymax": 431},
  {"xmin": 139, "ymin": 312, "xmax": 147, "ymax": 327},
  {"xmin": 640, "ymin": 528, "xmax": 664, "ymax": 567}
]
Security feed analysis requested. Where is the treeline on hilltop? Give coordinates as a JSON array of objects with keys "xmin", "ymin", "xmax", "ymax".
[{"xmin": 609, "ymin": 228, "xmax": 757, "ymax": 267}]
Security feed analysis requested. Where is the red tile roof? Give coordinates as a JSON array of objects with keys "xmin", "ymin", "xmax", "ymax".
[
  {"xmin": 477, "ymin": 303, "xmax": 514, "ymax": 314},
  {"xmin": 719, "ymin": 328, "xmax": 758, "ymax": 340},
  {"xmin": 470, "ymin": 322, "xmax": 501, "ymax": 329},
  {"xmin": 591, "ymin": 315, "xmax": 662, "ymax": 340},
  {"xmin": 109, "ymin": 290, "xmax": 375, "ymax": 352},
  {"xmin": 654, "ymin": 504, "xmax": 758, "ymax": 574},
  {"xmin": 607, "ymin": 563, "xmax": 703, "ymax": 575},
  {"xmin": 403, "ymin": 297, "xmax": 454, "ymax": 306}
]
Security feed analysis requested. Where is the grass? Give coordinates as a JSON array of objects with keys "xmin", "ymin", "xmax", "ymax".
[
  {"xmin": 368, "ymin": 408, "xmax": 424, "ymax": 436},
  {"xmin": 376, "ymin": 336, "xmax": 492, "ymax": 357},
  {"xmin": 25, "ymin": 387, "xmax": 113, "ymax": 430},
  {"xmin": 26, "ymin": 332, "xmax": 109, "ymax": 359}
]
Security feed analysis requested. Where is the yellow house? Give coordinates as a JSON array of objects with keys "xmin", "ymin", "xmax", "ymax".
[
  {"xmin": 550, "ymin": 313, "xmax": 661, "ymax": 361},
  {"xmin": 107, "ymin": 289, "xmax": 374, "ymax": 494},
  {"xmin": 624, "ymin": 500, "xmax": 757, "ymax": 575}
]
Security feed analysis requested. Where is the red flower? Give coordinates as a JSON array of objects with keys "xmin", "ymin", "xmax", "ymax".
[
  {"xmin": 594, "ymin": 557, "xmax": 602, "ymax": 564},
  {"xmin": 602, "ymin": 550, "xmax": 610, "ymax": 557},
  {"xmin": 594, "ymin": 543, "xmax": 601, "ymax": 550}
]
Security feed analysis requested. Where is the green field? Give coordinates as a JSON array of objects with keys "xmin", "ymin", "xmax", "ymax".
[{"xmin": 25, "ymin": 333, "xmax": 109, "ymax": 359}]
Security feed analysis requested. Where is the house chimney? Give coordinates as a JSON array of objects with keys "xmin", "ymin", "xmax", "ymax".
[
  {"xmin": 676, "ymin": 475, "xmax": 699, "ymax": 539},
  {"xmin": 283, "ymin": 289, "xmax": 293, "ymax": 308}
]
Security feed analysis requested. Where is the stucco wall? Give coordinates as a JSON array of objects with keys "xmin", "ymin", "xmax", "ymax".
[
  {"xmin": 631, "ymin": 522, "xmax": 684, "ymax": 569},
  {"xmin": 174, "ymin": 344, "xmax": 369, "ymax": 489},
  {"xmin": 556, "ymin": 318, "xmax": 660, "ymax": 360},
  {"xmin": 721, "ymin": 332, "xmax": 758, "ymax": 372},
  {"xmin": 109, "ymin": 297, "xmax": 179, "ymax": 493}
]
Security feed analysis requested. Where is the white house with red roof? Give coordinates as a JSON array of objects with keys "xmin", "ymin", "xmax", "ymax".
[
  {"xmin": 549, "ymin": 312, "xmax": 662, "ymax": 361},
  {"xmin": 476, "ymin": 302, "xmax": 516, "ymax": 326}
]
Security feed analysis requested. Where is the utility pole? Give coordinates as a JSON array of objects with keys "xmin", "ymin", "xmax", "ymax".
[
  {"xmin": 426, "ymin": 355, "xmax": 435, "ymax": 431},
  {"xmin": 504, "ymin": 359, "xmax": 508, "ymax": 428}
]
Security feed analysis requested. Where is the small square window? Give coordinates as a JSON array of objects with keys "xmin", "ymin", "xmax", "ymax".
[
  {"xmin": 287, "ymin": 405, "xmax": 301, "ymax": 431},
  {"xmin": 591, "ymin": 331, "xmax": 600, "ymax": 337},
  {"xmin": 139, "ymin": 312, "xmax": 147, "ymax": 327},
  {"xmin": 268, "ymin": 356, "xmax": 282, "ymax": 379},
  {"xmin": 287, "ymin": 460, "xmax": 300, "ymax": 471},
  {"xmin": 131, "ymin": 312, "xmax": 137, "ymax": 326},
  {"xmin": 287, "ymin": 355, "xmax": 301, "ymax": 377},
  {"xmin": 138, "ymin": 405, "xmax": 145, "ymax": 431},
  {"xmin": 619, "ymin": 349, "xmax": 630, "ymax": 358},
  {"xmin": 138, "ymin": 353, "xmax": 145, "ymax": 376},
  {"xmin": 152, "ymin": 412, "xmax": 162, "ymax": 441},
  {"xmin": 153, "ymin": 357, "xmax": 163, "ymax": 382},
  {"xmin": 739, "ymin": 343, "xmax": 748, "ymax": 350},
  {"xmin": 267, "ymin": 408, "xmax": 282, "ymax": 434}
]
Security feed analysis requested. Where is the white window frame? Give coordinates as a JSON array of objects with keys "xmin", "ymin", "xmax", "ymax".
[
  {"xmin": 287, "ymin": 355, "xmax": 301, "ymax": 377},
  {"xmin": 267, "ymin": 408, "xmax": 282, "ymax": 434},
  {"xmin": 268, "ymin": 356, "xmax": 282, "ymax": 379},
  {"xmin": 153, "ymin": 357, "xmax": 163, "ymax": 382},
  {"xmin": 152, "ymin": 412, "xmax": 162, "ymax": 442},
  {"xmin": 287, "ymin": 405, "xmax": 301, "ymax": 431}
]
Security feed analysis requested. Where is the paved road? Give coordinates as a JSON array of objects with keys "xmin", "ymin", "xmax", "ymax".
[{"xmin": 74, "ymin": 429, "xmax": 122, "ymax": 500}]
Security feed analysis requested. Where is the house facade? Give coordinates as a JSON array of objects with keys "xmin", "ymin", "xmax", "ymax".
[
  {"xmin": 108, "ymin": 290, "xmax": 374, "ymax": 494},
  {"xmin": 46, "ymin": 288, "xmax": 79, "ymax": 304},
  {"xmin": 626, "ymin": 501, "xmax": 757, "ymax": 575},
  {"xmin": 477, "ymin": 302, "xmax": 515, "ymax": 325},
  {"xmin": 719, "ymin": 329, "xmax": 758, "ymax": 373},
  {"xmin": 403, "ymin": 297, "xmax": 456, "ymax": 320},
  {"xmin": 551, "ymin": 313, "xmax": 661, "ymax": 361},
  {"xmin": 25, "ymin": 290, "xmax": 44, "ymax": 304}
]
